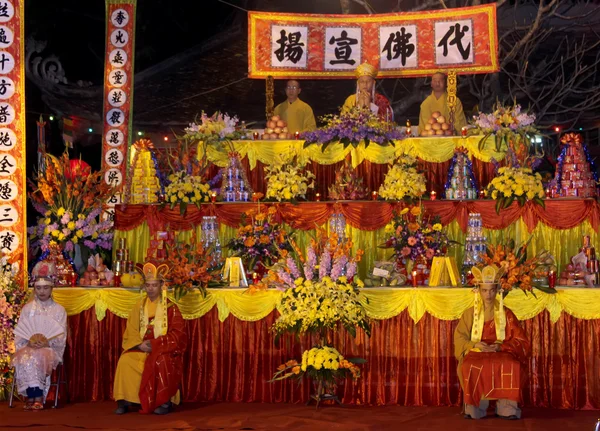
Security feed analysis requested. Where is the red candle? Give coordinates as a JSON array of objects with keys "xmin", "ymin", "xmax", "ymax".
[
  {"xmin": 252, "ymin": 192, "xmax": 258, "ymax": 202},
  {"xmin": 548, "ymin": 270, "xmax": 556, "ymax": 289},
  {"xmin": 412, "ymin": 270, "xmax": 418, "ymax": 287},
  {"xmin": 294, "ymin": 131, "xmax": 300, "ymax": 140},
  {"xmin": 315, "ymin": 193, "xmax": 321, "ymax": 202},
  {"xmin": 253, "ymin": 132, "xmax": 259, "ymax": 140},
  {"xmin": 252, "ymin": 272, "xmax": 259, "ymax": 284},
  {"xmin": 372, "ymin": 191, "xmax": 378, "ymax": 201},
  {"xmin": 430, "ymin": 191, "xmax": 437, "ymax": 200},
  {"xmin": 479, "ymin": 190, "xmax": 485, "ymax": 199},
  {"xmin": 461, "ymin": 127, "xmax": 468, "ymax": 137},
  {"xmin": 211, "ymin": 192, "xmax": 217, "ymax": 203}
]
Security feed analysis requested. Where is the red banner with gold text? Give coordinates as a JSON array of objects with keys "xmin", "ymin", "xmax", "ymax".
[
  {"xmin": 248, "ymin": 5, "xmax": 498, "ymax": 79},
  {"xmin": 0, "ymin": 0, "xmax": 26, "ymax": 286},
  {"xmin": 101, "ymin": 0, "xmax": 136, "ymax": 222}
]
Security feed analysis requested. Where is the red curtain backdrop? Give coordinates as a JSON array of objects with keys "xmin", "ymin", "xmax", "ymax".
[{"xmin": 63, "ymin": 308, "xmax": 600, "ymax": 409}]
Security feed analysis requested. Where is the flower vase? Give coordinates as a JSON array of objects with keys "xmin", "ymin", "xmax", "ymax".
[
  {"xmin": 73, "ymin": 243, "xmax": 84, "ymax": 273},
  {"xmin": 306, "ymin": 377, "xmax": 341, "ymax": 409}
]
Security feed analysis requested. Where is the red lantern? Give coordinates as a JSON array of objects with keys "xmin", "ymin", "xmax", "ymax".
[{"xmin": 66, "ymin": 159, "xmax": 91, "ymax": 181}]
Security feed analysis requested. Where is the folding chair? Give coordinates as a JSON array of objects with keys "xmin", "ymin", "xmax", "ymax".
[{"xmin": 8, "ymin": 362, "xmax": 69, "ymax": 408}]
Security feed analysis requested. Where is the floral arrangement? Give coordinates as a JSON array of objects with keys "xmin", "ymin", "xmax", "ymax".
[
  {"xmin": 378, "ymin": 155, "xmax": 426, "ymax": 202},
  {"xmin": 164, "ymin": 170, "xmax": 212, "ymax": 214},
  {"xmin": 264, "ymin": 153, "xmax": 315, "ymax": 202},
  {"xmin": 164, "ymin": 231, "xmax": 222, "ymax": 300},
  {"xmin": 472, "ymin": 102, "xmax": 538, "ymax": 156},
  {"xmin": 269, "ymin": 229, "xmax": 370, "ymax": 339},
  {"xmin": 0, "ymin": 256, "xmax": 26, "ymax": 400},
  {"xmin": 225, "ymin": 206, "xmax": 292, "ymax": 271},
  {"xmin": 270, "ymin": 346, "xmax": 363, "ymax": 385},
  {"xmin": 328, "ymin": 160, "xmax": 369, "ymax": 200},
  {"xmin": 28, "ymin": 151, "xmax": 114, "ymax": 261},
  {"xmin": 182, "ymin": 111, "xmax": 241, "ymax": 147},
  {"xmin": 302, "ymin": 107, "xmax": 403, "ymax": 151},
  {"xmin": 381, "ymin": 205, "xmax": 454, "ymax": 273},
  {"xmin": 480, "ymin": 239, "xmax": 556, "ymax": 295},
  {"xmin": 485, "ymin": 167, "xmax": 545, "ymax": 213}
]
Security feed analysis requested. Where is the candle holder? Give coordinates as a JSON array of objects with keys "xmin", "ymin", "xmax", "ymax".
[
  {"xmin": 430, "ymin": 191, "xmax": 437, "ymax": 201},
  {"xmin": 315, "ymin": 192, "xmax": 321, "ymax": 202},
  {"xmin": 548, "ymin": 270, "xmax": 556, "ymax": 289},
  {"xmin": 412, "ymin": 270, "xmax": 418, "ymax": 287},
  {"xmin": 371, "ymin": 191, "xmax": 378, "ymax": 201}
]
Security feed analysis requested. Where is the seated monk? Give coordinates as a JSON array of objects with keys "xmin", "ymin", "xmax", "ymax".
[
  {"xmin": 342, "ymin": 62, "xmax": 393, "ymax": 121},
  {"xmin": 113, "ymin": 263, "xmax": 187, "ymax": 415},
  {"xmin": 454, "ymin": 281, "xmax": 530, "ymax": 420}
]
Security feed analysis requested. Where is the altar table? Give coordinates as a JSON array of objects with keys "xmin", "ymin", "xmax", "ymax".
[{"xmin": 51, "ymin": 287, "xmax": 600, "ymax": 409}]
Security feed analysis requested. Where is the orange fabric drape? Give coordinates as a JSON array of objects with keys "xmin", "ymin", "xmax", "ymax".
[
  {"xmin": 115, "ymin": 200, "xmax": 600, "ymax": 234},
  {"xmin": 63, "ymin": 307, "xmax": 600, "ymax": 409}
]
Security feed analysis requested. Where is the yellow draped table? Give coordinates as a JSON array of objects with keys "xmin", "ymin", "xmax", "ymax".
[
  {"xmin": 51, "ymin": 286, "xmax": 600, "ymax": 323},
  {"xmin": 201, "ymin": 135, "xmax": 505, "ymax": 169}
]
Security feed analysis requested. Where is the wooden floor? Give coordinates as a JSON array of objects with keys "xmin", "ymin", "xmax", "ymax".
[{"xmin": 1, "ymin": 401, "xmax": 598, "ymax": 430}]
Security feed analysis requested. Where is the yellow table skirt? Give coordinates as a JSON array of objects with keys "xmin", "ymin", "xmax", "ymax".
[
  {"xmin": 201, "ymin": 135, "xmax": 505, "ymax": 169},
  {"xmin": 50, "ymin": 287, "xmax": 600, "ymax": 324}
]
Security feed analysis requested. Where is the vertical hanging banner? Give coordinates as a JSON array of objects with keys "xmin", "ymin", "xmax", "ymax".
[
  {"xmin": 248, "ymin": 4, "xmax": 498, "ymax": 79},
  {"xmin": 102, "ymin": 0, "xmax": 136, "ymax": 221},
  {"xmin": 0, "ymin": 0, "xmax": 26, "ymax": 286}
]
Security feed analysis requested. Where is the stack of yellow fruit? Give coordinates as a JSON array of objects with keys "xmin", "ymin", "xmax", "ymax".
[{"xmin": 130, "ymin": 148, "xmax": 160, "ymax": 204}]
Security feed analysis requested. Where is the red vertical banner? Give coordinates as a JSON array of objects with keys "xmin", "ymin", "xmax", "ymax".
[
  {"xmin": 102, "ymin": 0, "xmax": 136, "ymax": 222},
  {"xmin": 0, "ymin": 1, "xmax": 26, "ymax": 287}
]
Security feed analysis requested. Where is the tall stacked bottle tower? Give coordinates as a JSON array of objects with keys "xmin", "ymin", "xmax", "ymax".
[
  {"xmin": 462, "ymin": 213, "xmax": 487, "ymax": 284},
  {"xmin": 551, "ymin": 133, "xmax": 598, "ymax": 198},
  {"xmin": 444, "ymin": 150, "xmax": 479, "ymax": 200},
  {"xmin": 201, "ymin": 216, "xmax": 222, "ymax": 269},
  {"xmin": 220, "ymin": 154, "xmax": 254, "ymax": 202},
  {"xmin": 114, "ymin": 238, "xmax": 131, "ymax": 286}
]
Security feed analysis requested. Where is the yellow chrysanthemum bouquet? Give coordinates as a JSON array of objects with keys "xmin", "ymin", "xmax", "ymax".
[
  {"xmin": 264, "ymin": 152, "xmax": 315, "ymax": 202},
  {"xmin": 485, "ymin": 167, "xmax": 545, "ymax": 213},
  {"xmin": 269, "ymin": 346, "xmax": 364, "ymax": 403},
  {"xmin": 378, "ymin": 155, "xmax": 427, "ymax": 201},
  {"xmin": 164, "ymin": 170, "xmax": 211, "ymax": 215}
]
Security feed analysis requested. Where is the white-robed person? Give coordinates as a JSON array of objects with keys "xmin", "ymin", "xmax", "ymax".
[{"xmin": 12, "ymin": 277, "xmax": 67, "ymax": 410}]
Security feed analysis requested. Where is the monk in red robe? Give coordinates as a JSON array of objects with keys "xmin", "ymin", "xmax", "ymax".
[
  {"xmin": 113, "ymin": 263, "xmax": 187, "ymax": 415},
  {"xmin": 342, "ymin": 62, "xmax": 393, "ymax": 122},
  {"xmin": 454, "ymin": 283, "xmax": 530, "ymax": 420}
]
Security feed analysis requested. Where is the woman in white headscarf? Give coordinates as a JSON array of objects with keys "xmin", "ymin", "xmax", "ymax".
[{"xmin": 12, "ymin": 277, "xmax": 67, "ymax": 410}]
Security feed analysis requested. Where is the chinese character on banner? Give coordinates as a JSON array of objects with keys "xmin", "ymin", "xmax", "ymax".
[
  {"xmin": 324, "ymin": 27, "xmax": 361, "ymax": 70},
  {"xmin": 0, "ymin": 0, "xmax": 25, "ymax": 286},
  {"xmin": 435, "ymin": 20, "xmax": 474, "ymax": 65},
  {"xmin": 379, "ymin": 25, "xmax": 418, "ymax": 70},
  {"xmin": 271, "ymin": 25, "xmax": 307, "ymax": 68},
  {"xmin": 102, "ymin": 1, "xmax": 136, "ymax": 221}
]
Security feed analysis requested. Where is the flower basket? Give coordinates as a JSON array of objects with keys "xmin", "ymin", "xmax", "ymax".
[{"xmin": 378, "ymin": 155, "xmax": 426, "ymax": 202}]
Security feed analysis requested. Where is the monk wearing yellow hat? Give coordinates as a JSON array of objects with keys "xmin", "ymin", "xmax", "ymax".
[
  {"xmin": 113, "ymin": 263, "xmax": 187, "ymax": 415},
  {"xmin": 342, "ymin": 62, "xmax": 393, "ymax": 121}
]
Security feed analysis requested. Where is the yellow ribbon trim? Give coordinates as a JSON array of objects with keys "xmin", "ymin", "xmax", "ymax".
[
  {"xmin": 199, "ymin": 136, "xmax": 504, "ymax": 170},
  {"xmin": 50, "ymin": 287, "xmax": 600, "ymax": 323}
]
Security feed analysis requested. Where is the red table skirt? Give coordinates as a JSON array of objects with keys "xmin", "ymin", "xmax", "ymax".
[{"xmin": 62, "ymin": 308, "xmax": 600, "ymax": 409}]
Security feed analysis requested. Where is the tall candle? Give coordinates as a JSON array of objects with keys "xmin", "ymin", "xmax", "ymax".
[{"xmin": 412, "ymin": 270, "xmax": 418, "ymax": 287}]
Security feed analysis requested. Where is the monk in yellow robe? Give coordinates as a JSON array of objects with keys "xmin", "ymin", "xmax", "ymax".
[
  {"xmin": 113, "ymin": 263, "xmax": 187, "ymax": 415},
  {"xmin": 419, "ymin": 72, "xmax": 467, "ymax": 134},
  {"xmin": 342, "ymin": 62, "xmax": 393, "ymax": 121},
  {"xmin": 454, "ymin": 283, "xmax": 530, "ymax": 420},
  {"xmin": 273, "ymin": 80, "xmax": 316, "ymax": 134}
]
